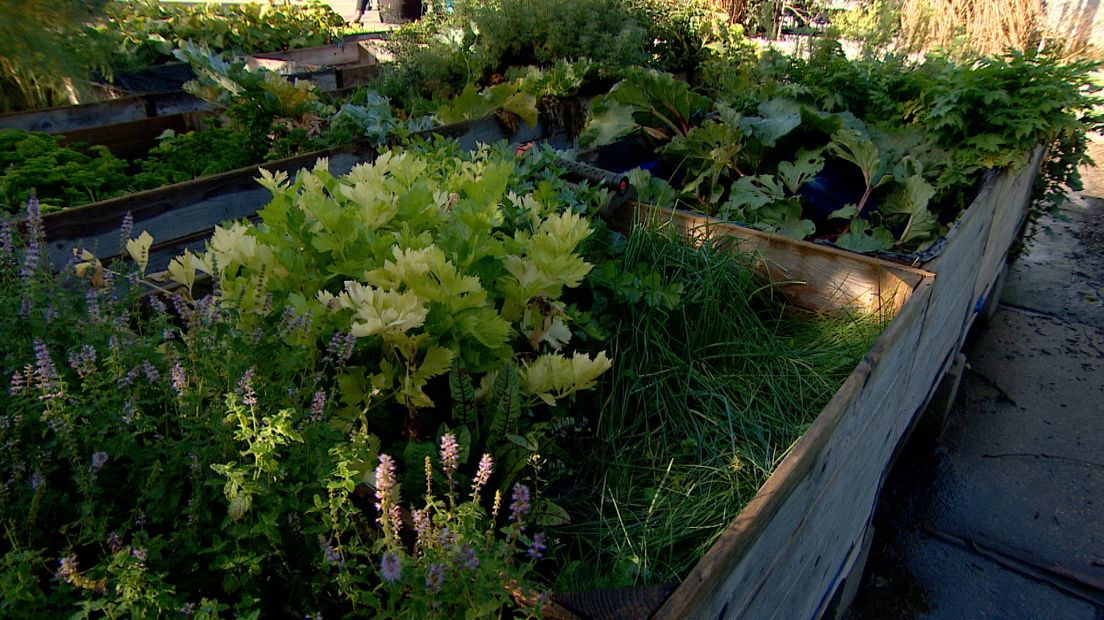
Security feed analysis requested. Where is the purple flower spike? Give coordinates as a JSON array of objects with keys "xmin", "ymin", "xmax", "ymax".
[
  {"xmin": 309, "ymin": 391, "xmax": 326, "ymax": 421},
  {"xmin": 380, "ymin": 551, "xmax": 402, "ymax": 583},
  {"xmin": 510, "ymin": 483, "xmax": 531, "ymax": 527},
  {"xmin": 57, "ymin": 555, "xmax": 79, "ymax": 585},
  {"xmin": 171, "ymin": 362, "xmax": 186, "ymax": 395},
  {"xmin": 458, "ymin": 545, "xmax": 480, "ymax": 571},
  {"xmin": 237, "ymin": 367, "xmax": 257, "ymax": 407},
  {"xmin": 528, "ymin": 533, "xmax": 547, "ymax": 560},
  {"xmin": 320, "ymin": 537, "xmax": 343, "ymax": 568},
  {"xmin": 120, "ymin": 211, "xmax": 134, "ymax": 245},
  {"xmin": 374, "ymin": 454, "xmax": 402, "ymax": 540},
  {"xmin": 439, "ymin": 433, "xmax": 459, "ymax": 478},
  {"xmin": 0, "ymin": 219, "xmax": 13, "ymax": 261},
  {"xmin": 470, "ymin": 453, "xmax": 493, "ymax": 500},
  {"xmin": 20, "ymin": 196, "xmax": 42, "ymax": 281},
  {"xmin": 425, "ymin": 562, "xmax": 445, "ymax": 594},
  {"xmin": 32, "ymin": 340, "xmax": 61, "ymax": 400}
]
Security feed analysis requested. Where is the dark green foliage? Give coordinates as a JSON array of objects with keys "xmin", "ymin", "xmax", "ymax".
[
  {"xmin": 0, "ymin": 0, "xmax": 113, "ymax": 112},
  {"xmin": 464, "ymin": 0, "xmax": 649, "ymax": 74},
  {"xmin": 0, "ymin": 130, "xmax": 137, "ymax": 214},
  {"xmin": 85, "ymin": 0, "xmax": 344, "ymax": 75},
  {"xmin": 134, "ymin": 127, "xmax": 255, "ymax": 186},
  {"xmin": 608, "ymin": 42, "xmax": 1101, "ymax": 252}
]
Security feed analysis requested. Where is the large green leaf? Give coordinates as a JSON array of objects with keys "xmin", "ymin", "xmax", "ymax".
[
  {"xmin": 741, "ymin": 98, "xmax": 803, "ymax": 147},
  {"xmin": 835, "ymin": 219, "xmax": 895, "ymax": 252}
]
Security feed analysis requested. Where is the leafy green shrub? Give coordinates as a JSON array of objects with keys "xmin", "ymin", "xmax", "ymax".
[
  {"xmin": 0, "ymin": 130, "xmax": 139, "ymax": 214},
  {"xmin": 593, "ymin": 43, "xmax": 1102, "ymax": 253},
  {"xmin": 170, "ymin": 145, "xmax": 611, "ymax": 471},
  {"xmin": 463, "ymin": 0, "xmax": 649, "ymax": 75},
  {"xmin": 83, "ymin": 0, "xmax": 344, "ymax": 75},
  {"xmin": 0, "ymin": 142, "xmax": 610, "ymax": 615},
  {"xmin": 134, "ymin": 127, "xmax": 256, "ymax": 186},
  {"xmin": 0, "ymin": 1, "xmax": 114, "ymax": 112},
  {"xmin": 623, "ymin": 0, "xmax": 745, "ymax": 74}
]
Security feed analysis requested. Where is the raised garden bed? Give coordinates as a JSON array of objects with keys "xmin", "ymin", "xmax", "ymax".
[
  {"xmin": 38, "ymin": 114, "xmax": 578, "ymax": 272},
  {"xmin": 540, "ymin": 143, "xmax": 1040, "ymax": 618},
  {"xmin": 0, "ymin": 39, "xmax": 384, "ymax": 136}
]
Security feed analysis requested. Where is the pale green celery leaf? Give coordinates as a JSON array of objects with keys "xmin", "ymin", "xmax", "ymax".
[
  {"xmin": 394, "ymin": 183, "xmax": 438, "ymax": 227},
  {"xmin": 461, "ymin": 160, "xmax": 514, "ymax": 210},
  {"xmin": 459, "ymin": 307, "xmax": 513, "ymax": 349},
  {"xmin": 521, "ymin": 351, "xmax": 612, "ymax": 406},
  {"xmin": 380, "ymin": 151, "xmax": 430, "ymax": 187},
  {"xmin": 580, "ymin": 99, "xmax": 637, "ymax": 148},
  {"xmin": 742, "ymin": 98, "xmax": 803, "ymax": 147},
  {"xmin": 413, "ymin": 346, "xmax": 455, "ymax": 383},
  {"xmin": 777, "ymin": 149, "xmax": 825, "ymax": 194},
  {"xmin": 835, "ymin": 219, "xmax": 895, "ymax": 252}
]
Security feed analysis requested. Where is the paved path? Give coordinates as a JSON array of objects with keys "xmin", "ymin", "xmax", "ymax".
[{"xmin": 849, "ymin": 139, "xmax": 1104, "ymax": 618}]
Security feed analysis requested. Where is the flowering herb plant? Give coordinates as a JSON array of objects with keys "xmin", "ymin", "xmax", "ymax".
[{"xmin": 0, "ymin": 139, "xmax": 613, "ymax": 616}]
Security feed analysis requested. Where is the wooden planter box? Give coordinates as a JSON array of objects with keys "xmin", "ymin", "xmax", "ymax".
[
  {"xmin": 0, "ymin": 91, "xmax": 211, "ymax": 134},
  {"xmin": 0, "ymin": 40, "xmax": 385, "ymax": 137},
  {"xmin": 543, "ymin": 148, "xmax": 1043, "ymax": 619},
  {"xmin": 247, "ymin": 40, "xmax": 382, "ymax": 91}
]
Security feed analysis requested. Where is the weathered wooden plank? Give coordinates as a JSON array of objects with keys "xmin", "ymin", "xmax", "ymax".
[
  {"xmin": 761, "ymin": 280, "xmax": 934, "ymax": 620},
  {"xmin": 337, "ymin": 64, "xmax": 381, "ymax": 89},
  {"xmin": 42, "ymin": 147, "xmax": 375, "ymax": 271},
  {"xmin": 0, "ymin": 91, "xmax": 213, "ymax": 134},
  {"xmin": 58, "ymin": 111, "xmax": 211, "ymax": 160},
  {"xmin": 973, "ymin": 146, "xmax": 1044, "ymax": 307},
  {"xmin": 902, "ymin": 168, "xmax": 998, "ymax": 417},
  {"xmin": 607, "ymin": 203, "xmax": 929, "ymax": 316},
  {"xmin": 552, "ymin": 584, "xmax": 674, "ymax": 620},
  {"xmin": 0, "ymin": 97, "xmax": 148, "ymax": 132},
  {"xmin": 250, "ymin": 40, "xmax": 375, "ymax": 67},
  {"xmin": 578, "ymin": 151, "xmax": 1038, "ymax": 619}
]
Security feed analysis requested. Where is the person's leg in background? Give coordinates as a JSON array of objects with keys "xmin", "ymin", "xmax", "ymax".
[{"xmin": 352, "ymin": 0, "xmax": 372, "ymax": 23}]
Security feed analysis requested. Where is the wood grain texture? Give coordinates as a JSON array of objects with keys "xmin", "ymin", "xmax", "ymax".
[
  {"xmin": 553, "ymin": 584, "xmax": 675, "ymax": 619},
  {"xmin": 0, "ymin": 41, "xmax": 377, "ymax": 136},
  {"xmin": 606, "ymin": 203, "xmax": 931, "ymax": 315},
  {"xmin": 250, "ymin": 40, "xmax": 377, "ymax": 67},
  {"xmin": 973, "ymin": 146, "xmax": 1044, "ymax": 306},
  {"xmin": 42, "ymin": 147, "xmax": 375, "ymax": 271},
  {"xmin": 58, "ymin": 111, "xmax": 212, "ymax": 160},
  {"xmin": 0, "ymin": 91, "xmax": 210, "ymax": 133}
]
